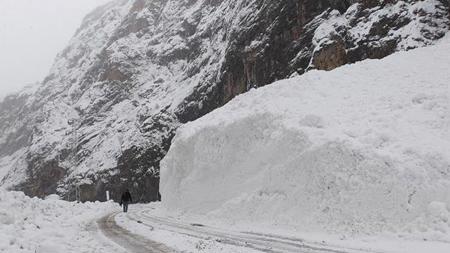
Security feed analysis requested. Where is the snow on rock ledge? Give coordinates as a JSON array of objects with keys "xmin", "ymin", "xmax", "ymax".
[{"xmin": 161, "ymin": 40, "xmax": 450, "ymax": 239}]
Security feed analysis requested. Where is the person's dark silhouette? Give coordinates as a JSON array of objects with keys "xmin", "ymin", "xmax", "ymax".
[{"xmin": 120, "ymin": 189, "xmax": 133, "ymax": 213}]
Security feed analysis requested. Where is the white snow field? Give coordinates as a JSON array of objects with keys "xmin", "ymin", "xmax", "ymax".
[
  {"xmin": 161, "ymin": 35, "xmax": 450, "ymax": 249},
  {"xmin": 0, "ymin": 189, "xmax": 123, "ymax": 253}
]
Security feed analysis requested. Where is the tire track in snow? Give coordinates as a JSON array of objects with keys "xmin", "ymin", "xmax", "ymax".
[
  {"xmin": 126, "ymin": 209, "xmax": 373, "ymax": 253},
  {"xmin": 98, "ymin": 212, "xmax": 176, "ymax": 253}
]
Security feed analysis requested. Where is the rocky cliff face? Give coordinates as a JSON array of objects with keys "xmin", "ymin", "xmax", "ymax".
[{"xmin": 0, "ymin": 0, "xmax": 448, "ymax": 202}]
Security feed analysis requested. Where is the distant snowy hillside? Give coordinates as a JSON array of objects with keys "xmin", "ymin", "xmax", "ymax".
[
  {"xmin": 161, "ymin": 36, "xmax": 450, "ymax": 241},
  {"xmin": 0, "ymin": 0, "xmax": 448, "ymax": 201}
]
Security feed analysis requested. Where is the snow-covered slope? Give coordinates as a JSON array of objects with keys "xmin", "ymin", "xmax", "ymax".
[
  {"xmin": 161, "ymin": 37, "xmax": 450, "ymax": 240},
  {"xmin": 0, "ymin": 0, "xmax": 448, "ymax": 201}
]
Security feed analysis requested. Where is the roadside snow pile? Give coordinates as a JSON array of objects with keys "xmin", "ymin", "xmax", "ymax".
[
  {"xmin": 0, "ymin": 189, "xmax": 117, "ymax": 253},
  {"xmin": 161, "ymin": 39, "xmax": 450, "ymax": 241}
]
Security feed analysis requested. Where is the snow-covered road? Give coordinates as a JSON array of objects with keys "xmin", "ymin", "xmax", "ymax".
[
  {"xmin": 98, "ymin": 212, "xmax": 175, "ymax": 253},
  {"xmin": 100, "ymin": 206, "xmax": 370, "ymax": 253}
]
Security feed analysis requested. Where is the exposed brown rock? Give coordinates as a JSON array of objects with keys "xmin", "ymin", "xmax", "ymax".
[
  {"xmin": 311, "ymin": 39, "xmax": 348, "ymax": 71},
  {"xmin": 19, "ymin": 159, "xmax": 66, "ymax": 199},
  {"xmin": 100, "ymin": 67, "xmax": 129, "ymax": 82}
]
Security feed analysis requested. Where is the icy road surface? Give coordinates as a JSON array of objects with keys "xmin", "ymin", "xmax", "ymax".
[
  {"xmin": 99, "ymin": 206, "xmax": 369, "ymax": 253},
  {"xmin": 98, "ymin": 212, "xmax": 175, "ymax": 253}
]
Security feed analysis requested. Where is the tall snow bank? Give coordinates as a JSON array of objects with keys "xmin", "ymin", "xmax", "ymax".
[
  {"xmin": 161, "ymin": 40, "xmax": 450, "ymax": 240},
  {"xmin": 0, "ymin": 189, "xmax": 116, "ymax": 253}
]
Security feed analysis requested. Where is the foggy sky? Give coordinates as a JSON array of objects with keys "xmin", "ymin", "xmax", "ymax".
[{"xmin": 0, "ymin": 0, "xmax": 111, "ymax": 99}]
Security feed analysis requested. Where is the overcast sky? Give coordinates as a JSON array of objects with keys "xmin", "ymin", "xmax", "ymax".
[{"xmin": 0, "ymin": 0, "xmax": 111, "ymax": 99}]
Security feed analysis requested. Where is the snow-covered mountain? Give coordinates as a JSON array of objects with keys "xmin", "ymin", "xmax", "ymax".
[{"xmin": 0, "ymin": 0, "xmax": 448, "ymax": 202}]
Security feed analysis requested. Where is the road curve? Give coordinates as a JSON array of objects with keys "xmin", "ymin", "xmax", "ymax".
[{"xmin": 97, "ymin": 212, "xmax": 176, "ymax": 253}]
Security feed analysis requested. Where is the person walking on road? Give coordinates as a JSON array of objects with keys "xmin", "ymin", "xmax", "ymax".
[{"xmin": 120, "ymin": 189, "xmax": 133, "ymax": 213}]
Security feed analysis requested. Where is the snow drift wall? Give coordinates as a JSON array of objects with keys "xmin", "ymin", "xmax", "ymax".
[{"xmin": 161, "ymin": 38, "xmax": 450, "ymax": 239}]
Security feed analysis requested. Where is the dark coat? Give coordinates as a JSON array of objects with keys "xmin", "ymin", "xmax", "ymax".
[{"xmin": 120, "ymin": 191, "xmax": 132, "ymax": 204}]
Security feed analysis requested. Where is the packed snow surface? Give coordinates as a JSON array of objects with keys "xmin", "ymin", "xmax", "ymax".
[{"xmin": 161, "ymin": 39, "xmax": 450, "ymax": 242}]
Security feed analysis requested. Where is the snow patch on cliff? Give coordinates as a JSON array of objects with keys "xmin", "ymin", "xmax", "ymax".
[
  {"xmin": 161, "ymin": 38, "xmax": 450, "ymax": 242},
  {"xmin": 313, "ymin": 0, "xmax": 449, "ymax": 52}
]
